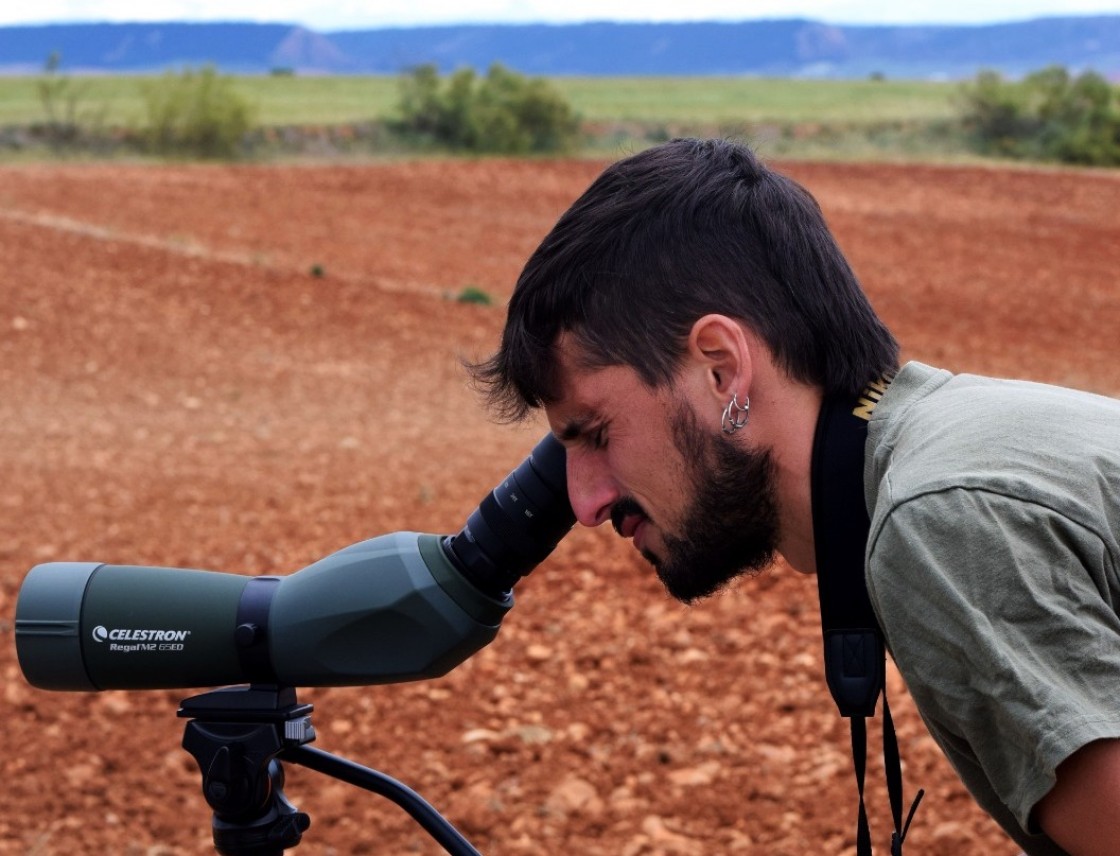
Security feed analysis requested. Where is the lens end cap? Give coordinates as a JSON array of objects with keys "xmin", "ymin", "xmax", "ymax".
[{"xmin": 15, "ymin": 562, "xmax": 101, "ymax": 691}]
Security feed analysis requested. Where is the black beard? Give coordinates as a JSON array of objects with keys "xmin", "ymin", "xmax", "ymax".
[{"xmin": 651, "ymin": 402, "xmax": 781, "ymax": 604}]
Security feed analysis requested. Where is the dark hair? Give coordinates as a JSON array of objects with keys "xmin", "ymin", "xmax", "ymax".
[{"xmin": 471, "ymin": 138, "xmax": 898, "ymax": 421}]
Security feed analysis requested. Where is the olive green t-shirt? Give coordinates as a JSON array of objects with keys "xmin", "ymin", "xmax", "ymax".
[{"xmin": 863, "ymin": 362, "xmax": 1120, "ymax": 855}]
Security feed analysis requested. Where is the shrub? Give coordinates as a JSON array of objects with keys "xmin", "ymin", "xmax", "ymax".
[
  {"xmin": 36, "ymin": 52, "xmax": 101, "ymax": 147},
  {"xmin": 139, "ymin": 66, "xmax": 255, "ymax": 159},
  {"xmin": 393, "ymin": 63, "xmax": 580, "ymax": 154},
  {"xmin": 959, "ymin": 65, "xmax": 1120, "ymax": 166},
  {"xmin": 456, "ymin": 285, "xmax": 493, "ymax": 305}
]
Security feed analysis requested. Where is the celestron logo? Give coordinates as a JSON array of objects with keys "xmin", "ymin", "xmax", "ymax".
[{"xmin": 92, "ymin": 626, "xmax": 192, "ymax": 643}]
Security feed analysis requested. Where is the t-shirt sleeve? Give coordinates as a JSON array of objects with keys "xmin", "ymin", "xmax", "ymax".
[{"xmin": 866, "ymin": 486, "xmax": 1120, "ymax": 834}]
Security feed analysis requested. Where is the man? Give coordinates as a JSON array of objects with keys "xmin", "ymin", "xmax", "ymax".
[{"xmin": 471, "ymin": 138, "xmax": 1120, "ymax": 855}]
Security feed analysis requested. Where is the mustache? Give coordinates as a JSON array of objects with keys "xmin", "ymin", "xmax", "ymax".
[{"xmin": 610, "ymin": 497, "xmax": 647, "ymax": 536}]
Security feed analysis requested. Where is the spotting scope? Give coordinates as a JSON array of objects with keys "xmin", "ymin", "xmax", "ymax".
[{"xmin": 16, "ymin": 434, "xmax": 574, "ymax": 692}]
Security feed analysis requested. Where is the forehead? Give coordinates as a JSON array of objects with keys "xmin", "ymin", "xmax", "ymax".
[{"xmin": 545, "ymin": 336, "xmax": 654, "ymax": 438}]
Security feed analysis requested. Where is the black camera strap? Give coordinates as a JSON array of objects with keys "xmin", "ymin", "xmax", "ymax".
[{"xmin": 810, "ymin": 379, "xmax": 924, "ymax": 855}]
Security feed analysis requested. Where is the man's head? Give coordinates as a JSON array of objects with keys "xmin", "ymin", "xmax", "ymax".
[
  {"xmin": 471, "ymin": 138, "xmax": 898, "ymax": 597},
  {"xmin": 472, "ymin": 137, "xmax": 898, "ymax": 421}
]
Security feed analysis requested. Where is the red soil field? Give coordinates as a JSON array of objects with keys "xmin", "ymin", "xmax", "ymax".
[{"xmin": 1, "ymin": 155, "xmax": 1118, "ymax": 856}]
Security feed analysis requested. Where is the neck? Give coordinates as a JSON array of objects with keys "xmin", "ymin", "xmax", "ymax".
[{"xmin": 742, "ymin": 364, "xmax": 822, "ymax": 575}]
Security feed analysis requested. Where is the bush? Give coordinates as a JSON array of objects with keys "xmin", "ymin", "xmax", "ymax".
[
  {"xmin": 455, "ymin": 285, "xmax": 493, "ymax": 305},
  {"xmin": 959, "ymin": 65, "xmax": 1120, "ymax": 165},
  {"xmin": 36, "ymin": 51, "xmax": 103, "ymax": 147},
  {"xmin": 393, "ymin": 63, "xmax": 580, "ymax": 154},
  {"xmin": 139, "ymin": 66, "xmax": 255, "ymax": 159}
]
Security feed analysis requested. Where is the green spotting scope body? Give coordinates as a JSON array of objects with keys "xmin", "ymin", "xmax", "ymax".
[
  {"xmin": 17, "ymin": 533, "xmax": 510, "ymax": 691},
  {"xmin": 15, "ymin": 434, "xmax": 575, "ymax": 692}
]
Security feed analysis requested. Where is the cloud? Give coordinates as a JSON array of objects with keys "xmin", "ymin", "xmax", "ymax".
[{"xmin": 4, "ymin": 0, "xmax": 1119, "ymax": 29}]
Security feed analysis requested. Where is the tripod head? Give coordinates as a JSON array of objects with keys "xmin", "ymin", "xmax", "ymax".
[{"xmin": 179, "ymin": 687, "xmax": 313, "ymax": 856}]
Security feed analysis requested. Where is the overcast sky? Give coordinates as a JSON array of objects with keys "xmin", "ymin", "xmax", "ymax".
[{"xmin": 4, "ymin": 0, "xmax": 1120, "ymax": 30}]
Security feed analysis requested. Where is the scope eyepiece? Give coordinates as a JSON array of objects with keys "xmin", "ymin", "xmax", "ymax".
[{"xmin": 443, "ymin": 433, "xmax": 575, "ymax": 596}]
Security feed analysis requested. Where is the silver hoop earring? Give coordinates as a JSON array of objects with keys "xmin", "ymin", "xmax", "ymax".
[{"xmin": 721, "ymin": 392, "xmax": 749, "ymax": 434}]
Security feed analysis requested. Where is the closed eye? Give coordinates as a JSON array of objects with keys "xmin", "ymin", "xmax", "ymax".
[
  {"xmin": 557, "ymin": 414, "xmax": 608, "ymax": 451},
  {"xmin": 587, "ymin": 424, "xmax": 608, "ymax": 450}
]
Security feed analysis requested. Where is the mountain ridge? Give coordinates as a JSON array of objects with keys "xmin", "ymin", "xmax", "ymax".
[{"xmin": 1, "ymin": 18, "xmax": 1118, "ymax": 79}]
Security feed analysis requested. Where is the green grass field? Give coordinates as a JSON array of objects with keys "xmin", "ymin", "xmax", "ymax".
[
  {"xmin": 556, "ymin": 77, "xmax": 961, "ymax": 125},
  {"xmin": 0, "ymin": 72, "xmax": 962, "ymax": 129}
]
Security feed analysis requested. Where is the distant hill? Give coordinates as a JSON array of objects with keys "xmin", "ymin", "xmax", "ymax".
[{"xmin": 1, "ymin": 18, "xmax": 1118, "ymax": 79}]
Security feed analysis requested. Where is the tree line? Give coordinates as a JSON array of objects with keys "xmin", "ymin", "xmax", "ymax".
[{"xmin": 23, "ymin": 57, "xmax": 1120, "ymax": 166}]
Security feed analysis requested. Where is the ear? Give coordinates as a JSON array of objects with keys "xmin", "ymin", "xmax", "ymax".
[{"xmin": 685, "ymin": 314, "xmax": 753, "ymax": 402}]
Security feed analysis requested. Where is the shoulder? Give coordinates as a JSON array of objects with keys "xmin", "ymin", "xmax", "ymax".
[{"xmin": 866, "ymin": 363, "xmax": 1120, "ymax": 553}]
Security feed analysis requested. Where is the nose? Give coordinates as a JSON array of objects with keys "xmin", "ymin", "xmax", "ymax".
[{"xmin": 566, "ymin": 448, "xmax": 619, "ymax": 528}]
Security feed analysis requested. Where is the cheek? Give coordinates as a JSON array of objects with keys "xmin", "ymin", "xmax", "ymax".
[{"xmin": 610, "ymin": 442, "xmax": 691, "ymax": 508}]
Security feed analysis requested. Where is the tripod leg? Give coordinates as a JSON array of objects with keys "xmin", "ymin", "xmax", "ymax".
[{"xmin": 282, "ymin": 745, "xmax": 483, "ymax": 856}]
